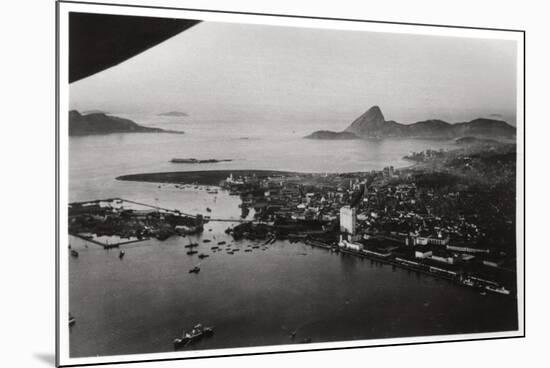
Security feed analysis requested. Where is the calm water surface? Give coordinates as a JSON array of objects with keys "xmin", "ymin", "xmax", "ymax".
[{"xmin": 68, "ymin": 117, "xmax": 518, "ymax": 357}]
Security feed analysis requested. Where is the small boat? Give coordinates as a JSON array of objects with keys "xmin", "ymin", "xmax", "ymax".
[
  {"xmin": 301, "ymin": 337, "xmax": 312, "ymax": 344},
  {"xmin": 206, "ymin": 208, "xmax": 212, "ymax": 213},
  {"xmin": 227, "ymin": 251, "xmax": 234, "ymax": 255},
  {"xmin": 252, "ymin": 245, "xmax": 260, "ymax": 249},
  {"xmin": 203, "ymin": 239, "xmax": 211, "ymax": 243},
  {"xmin": 210, "ymin": 246, "xmax": 219, "ymax": 250},
  {"xmin": 173, "ymin": 324, "xmax": 214, "ymax": 348},
  {"xmin": 188, "ymin": 266, "xmax": 200, "ymax": 274},
  {"xmin": 244, "ymin": 249, "xmax": 252, "ymax": 252},
  {"xmin": 232, "ymin": 249, "xmax": 240, "ymax": 252},
  {"xmin": 198, "ymin": 254, "xmax": 209, "ymax": 259},
  {"xmin": 69, "ymin": 313, "xmax": 76, "ymax": 326},
  {"xmin": 70, "ymin": 250, "xmax": 79, "ymax": 258},
  {"xmin": 119, "ymin": 250, "xmax": 125, "ymax": 259},
  {"xmin": 486, "ymin": 285, "xmax": 511, "ymax": 295},
  {"xmin": 217, "ymin": 241, "xmax": 226, "ymax": 245},
  {"xmin": 290, "ymin": 330, "xmax": 297, "ymax": 339},
  {"xmin": 184, "ymin": 242, "xmax": 199, "ymax": 248},
  {"xmin": 187, "ymin": 250, "xmax": 198, "ymax": 255}
]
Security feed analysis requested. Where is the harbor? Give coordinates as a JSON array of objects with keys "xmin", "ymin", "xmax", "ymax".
[
  {"xmin": 69, "ymin": 223, "xmax": 517, "ymax": 357},
  {"xmin": 68, "ymin": 120, "xmax": 518, "ymax": 358}
]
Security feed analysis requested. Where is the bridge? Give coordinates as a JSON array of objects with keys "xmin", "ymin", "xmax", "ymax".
[
  {"xmin": 118, "ymin": 198, "xmax": 250, "ymax": 223},
  {"xmin": 207, "ymin": 218, "xmax": 248, "ymax": 223}
]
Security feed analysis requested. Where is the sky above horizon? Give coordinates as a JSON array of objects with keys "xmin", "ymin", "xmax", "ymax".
[{"xmin": 70, "ymin": 20, "xmax": 518, "ymax": 126}]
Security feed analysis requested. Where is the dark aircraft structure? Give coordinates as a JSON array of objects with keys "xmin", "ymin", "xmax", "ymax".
[{"xmin": 69, "ymin": 12, "xmax": 200, "ymax": 83}]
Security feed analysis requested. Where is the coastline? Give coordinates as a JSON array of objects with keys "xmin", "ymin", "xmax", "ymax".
[{"xmin": 116, "ymin": 170, "xmax": 302, "ymax": 186}]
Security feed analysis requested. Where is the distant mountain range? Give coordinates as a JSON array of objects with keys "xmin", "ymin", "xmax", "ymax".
[
  {"xmin": 305, "ymin": 106, "xmax": 516, "ymax": 140},
  {"xmin": 69, "ymin": 110, "xmax": 184, "ymax": 136},
  {"xmin": 158, "ymin": 111, "xmax": 188, "ymax": 117}
]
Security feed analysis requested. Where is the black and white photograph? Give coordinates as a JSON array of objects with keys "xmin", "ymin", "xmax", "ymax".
[{"xmin": 54, "ymin": 1, "xmax": 524, "ymax": 366}]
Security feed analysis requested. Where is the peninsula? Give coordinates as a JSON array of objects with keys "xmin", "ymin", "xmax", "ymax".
[
  {"xmin": 305, "ymin": 105, "xmax": 516, "ymax": 140},
  {"xmin": 69, "ymin": 110, "xmax": 184, "ymax": 136},
  {"xmin": 116, "ymin": 169, "xmax": 297, "ymax": 186},
  {"xmin": 112, "ymin": 140, "xmax": 516, "ymax": 297}
]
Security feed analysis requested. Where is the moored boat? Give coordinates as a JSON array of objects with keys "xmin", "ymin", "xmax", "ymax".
[
  {"xmin": 486, "ymin": 285, "xmax": 511, "ymax": 295},
  {"xmin": 69, "ymin": 313, "xmax": 76, "ymax": 326},
  {"xmin": 173, "ymin": 323, "xmax": 214, "ymax": 348}
]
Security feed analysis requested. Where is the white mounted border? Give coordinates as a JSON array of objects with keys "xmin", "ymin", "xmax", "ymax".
[{"xmin": 55, "ymin": 1, "xmax": 525, "ymax": 366}]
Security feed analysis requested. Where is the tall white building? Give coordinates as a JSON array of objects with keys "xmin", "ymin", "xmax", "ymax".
[{"xmin": 340, "ymin": 205, "xmax": 356, "ymax": 235}]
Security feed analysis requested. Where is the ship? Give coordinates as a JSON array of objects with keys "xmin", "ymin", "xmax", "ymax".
[
  {"xmin": 69, "ymin": 313, "xmax": 76, "ymax": 326},
  {"xmin": 173, "ymin": 323, "xmax": 214, "ymax": 348},
  {"xmin": 486, "ymin": 285, "xmax": 511, "ymax": 295},
  {"xmin": 188, "ymin": 266, "xmax": 200, "ymax": 274}
]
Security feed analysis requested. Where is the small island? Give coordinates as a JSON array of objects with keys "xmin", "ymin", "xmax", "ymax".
[
  {"xmin": 158, "ymin": 111, "xmax": 189, "ymax": 117},
  {"xmin": 170, "ymin": 158, "xmax": 233, "ymax": 164},
  {"xmin": 304, "ymin": 130, "xmax": 359, "ymax": 140}
]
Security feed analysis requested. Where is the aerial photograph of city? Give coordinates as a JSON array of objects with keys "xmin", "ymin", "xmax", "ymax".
[{"xmin": 59, "ymin": 6, "xmax": 523, "ymax": 364}]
